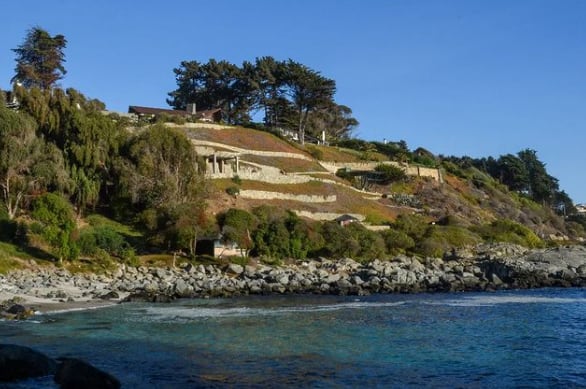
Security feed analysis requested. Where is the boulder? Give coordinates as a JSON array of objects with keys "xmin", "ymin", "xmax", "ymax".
[
  {"xmin": 226, "ymin": 264, "xmax": 244, "ymax": 275},
  {"xmin": 99, "ymin": 291, "xmax": 120, "ymax": 300},
  {"xmin": 121, "ymin": 292, "xmax": 175, "ymax": 303},
  {"xmin": 2, "ymin": 304, "xmax": 35, "ymax": 320},
  {"xmin": 0, "ymin": 344, "xmax": 56, "ymax": 381},
  {"xmin": 174, "ymin": 279, "xmax": 194, "ymax": 297},
  {"xmin": 54, "ymin": 357, "xmax": 120, "ymax": 389}
]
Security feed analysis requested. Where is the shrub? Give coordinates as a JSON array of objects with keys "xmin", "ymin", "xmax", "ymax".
[
  {"xmin": 381, "ymin": 229, "xmax": 415, "ymax": 255},
  {"xmin": 78, "ymin": 225, "xmax": 128, "ymax": 258},
  {"xmin": 231, "ymin": 175, "xmax": 242, "ymax": 185},
  {"xmin": 31, "ymin": 193, "xmax": 78, "ymax": 261},
  {"xmin": 392, "ymin": 213, "xmax": 429, "ymax": 241},
  {"xmin": 306, "ymin": 145, "xmax": 324, "ymax": 160},
  {"xmin": 374, "ymin": 163, "xmax": 407, "ymax": 183},
  {"xmin": 417, "ymin": 225, "xmax": 482, "ymax": 257},
  {"xmin": 226, "ymin": 186, "xmax": 240, "ymax": 197},
  {"xmin": 473, "ymin": 219, "xmax": 544, "ymax": 248}
]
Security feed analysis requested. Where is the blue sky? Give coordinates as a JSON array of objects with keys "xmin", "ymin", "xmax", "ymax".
[{"xmin": 2, "ymin": 0, "xmax": 585, "ymax": 203}]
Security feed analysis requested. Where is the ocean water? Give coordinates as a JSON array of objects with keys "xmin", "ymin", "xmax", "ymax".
[{"xmin": 1, "ymin": 288, "xmax": 586, "ymax": 388}]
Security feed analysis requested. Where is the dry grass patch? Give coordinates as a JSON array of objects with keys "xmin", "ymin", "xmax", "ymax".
[
  {"xmin": 187, "ymin": 127, "xmax": 308, "ymax": 155},
  {"xmin": 242, "ymin": 155, "xmax": 325, "ymax": 172}
]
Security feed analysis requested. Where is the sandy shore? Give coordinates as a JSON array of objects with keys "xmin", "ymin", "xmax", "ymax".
[{"xmin": 0, "ymin": 290, "xmax": 126, "ymax": 314}]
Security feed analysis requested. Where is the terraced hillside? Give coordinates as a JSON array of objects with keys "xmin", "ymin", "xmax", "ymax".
[
  {"xmin": 173, "ymin": 123, "xmax": 575, "ymax": 240},
  {"xmin": 175, "ymin": 124, "xmax": 442, "ymax": 226}
]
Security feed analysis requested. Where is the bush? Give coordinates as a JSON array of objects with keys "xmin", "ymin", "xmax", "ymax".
[
  {"xmin": 374, "ymin": 163, "xmax": 407, "ymax": 183},
  {"xmin": 306, "ymin": 145, "xmax": 324, "ymax": 160},
  {"xmin": 392, "ymin": 213, "xmax": 429, "ymax": 241},
  {"xmin": 78, "ymin": 225, "xmax": 129, "ymax": 258},
  {"xmin": 31, "ymin": 193, "xmax": 78, "ymax": 261},
  {"xmin": 417, "ymin": 225, "xmax": 482, "ymax": 258},
  {"xmin": 381, "ymin": 229, "xmax": 415, "ymax": 255},
  {"xmin": 473, "ymin": 219, "xmax": 544, "ymax": 248},
  {"xmin": 231, "ymin": 175, "xmax": 242, "ymax": 185},
  {"xmin": 226, "ymin": 186, "xmax": 240, "ymax": 197}
]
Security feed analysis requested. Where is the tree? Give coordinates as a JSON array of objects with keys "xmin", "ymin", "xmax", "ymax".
[
  {"xmin": 497, "ymin": 154, "xmax": 530, "ymax": 193},
  {"xmin": 282, "ymin": 60, "xmax": 336, "ymax": 144},
  {"xmin": 0, "ymin": 106, "xmax": 68, "ymax": 219},
  {"xmin": 249, "ymin": 57, "xmax": 287, "ymax": 128},
  {"xmin": 305, "ymin": 103, "xmax": 358, "ymax": 141},
  {"xmin": 219, "ymin": 208, "xmax": 256, "ymax": 256},
  {"xmin": 167, "ymin": 59, "xmax": 252, "ymax": 124},
  {"xmin": 14, "ymin": 86, "xmax": 125, "ymax": 215},
  {"xmin": 517, "ymin": 149, "xmax": 558, "ymax": 204},
  {"xmin": 12, "ymin": 27, "xmax": 67, "ymax": 90},
  {"xmin": 116, "ymin": 124, "xmax": 205, "ymax": 210}
]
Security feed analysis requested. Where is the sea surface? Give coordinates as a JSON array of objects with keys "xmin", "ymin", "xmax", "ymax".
[{"xmin": 1, "ymin": 288, "xmax": 585, "ymax": 388}]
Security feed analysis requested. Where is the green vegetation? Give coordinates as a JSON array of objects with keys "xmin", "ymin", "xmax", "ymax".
[
  {"xmin": 168, "ymin": 57, "xmax": 358, "ymax": 144},
  {"xmin": 0, "ymin": 26, "xmax": 581, "ymax": 274},
  {"xmin": 473, "ymin": 220, "xmax": 544, "ymax": 248}
]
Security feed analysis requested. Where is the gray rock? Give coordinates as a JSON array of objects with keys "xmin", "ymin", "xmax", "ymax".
[
  {"xmin": 0, "ymin": 344, "xmax": 56, "ymax": 381},
  {"xmin": 175, "ymin": 279, "xmax": 193, "ymax": 297},
  {"xmin": 54, "ymin": 357, "xmax": 120, "ymax": 389},
  {"xmin": 227, "ymin": 263, "xmax": 244, "ymax": 275}
]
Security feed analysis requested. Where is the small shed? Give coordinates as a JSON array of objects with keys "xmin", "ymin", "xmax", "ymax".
[
  {"xmin": 196, "ymin": 235, "xmax": 242, "ymax": 258},
  {"xmin": 335, "ymin": 214, "xmax": 359, "ymax": 227}
]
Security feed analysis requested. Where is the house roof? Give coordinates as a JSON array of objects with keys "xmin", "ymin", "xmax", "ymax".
[
  {"xmin": 334, "ymin": 214, "xmax": 359, "ymax": 223},
  {"xmin": 128, "ymin": 105, "xmax": 188, "ymax": 116},
  {"xmin": 128, "ymin": 105, "xmax": 221, "ymax": 119}
]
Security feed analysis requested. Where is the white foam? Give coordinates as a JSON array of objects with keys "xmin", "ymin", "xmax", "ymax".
[
  {"xmin": 137, "ymin": 300, "xmax": 407, "ymax": 321},
  {"xmin": 425, "ymin": 295, "xmax": 586, "ymax": 307},
  {"xmin": 36, "ymin": 303, "xmax": 117, "ymax": 315}
]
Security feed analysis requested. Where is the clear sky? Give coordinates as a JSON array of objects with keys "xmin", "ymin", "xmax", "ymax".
[{"xmin": 2, "ymin": 0, "xmax": 585, "ymax": 203}]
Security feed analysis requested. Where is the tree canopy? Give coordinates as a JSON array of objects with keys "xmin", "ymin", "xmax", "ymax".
[
  {"xmin": 168, "ymin": 57, "xmax": 356, "ymax": 142},
  {"xmin": 12, "ymin": 27, "xmax": 67, "ymax": 90}
]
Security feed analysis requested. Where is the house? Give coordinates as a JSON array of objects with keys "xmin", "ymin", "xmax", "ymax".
[
  {"xmin": 335, "ymin": 214, "xmax": 359, "ymax": 227},
  {"xmin": 2, "ymin": 90, "xmax": 19, "ymax": 109},
  {"xmin": 128, "ymin": 104, "xmax": 222, "ymax": 122},
  {"xmin": 576, "ymin": 204, "xmax": 586, "ymax": 214},
  {"xmin": 196, "ymin": 235, "xmax": 242, "ymax": 258}
]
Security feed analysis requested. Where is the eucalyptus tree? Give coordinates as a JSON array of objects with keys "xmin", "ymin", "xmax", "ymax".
[{"xmin": 12, "ymin": 27, "xmax": 67, "ymax": 90}]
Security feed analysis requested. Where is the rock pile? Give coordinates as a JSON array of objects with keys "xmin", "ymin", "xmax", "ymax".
[{"xmin": 2, "ymin": 244, "xmax": 586, "ymax": 304}]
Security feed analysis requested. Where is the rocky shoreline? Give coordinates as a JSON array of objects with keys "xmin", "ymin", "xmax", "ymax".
[{"xmin": 1, "ymin": 244, "xmax": 586, "ymax": 312}]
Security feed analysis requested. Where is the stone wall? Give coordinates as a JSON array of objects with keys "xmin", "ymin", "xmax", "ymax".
[
  {"xmin": 239, "ymin": 190, "xmax": 336, "ymax": 203},
  {"xmin": 319, "ymin": 161, "xmax": 443, "ymax": 182},
  {"xmin": 293, "ymin": 211, "xmax": 366, "ymax": 221}
]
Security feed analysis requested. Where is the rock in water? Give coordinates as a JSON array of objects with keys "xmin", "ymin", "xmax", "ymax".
[
  {"xmin": 54, "ymin": 357, "xmax": 120, "ymax": 389},
  {"xmin": 0, "ymin": 344, "xmax": 56, "ymax": 381}
]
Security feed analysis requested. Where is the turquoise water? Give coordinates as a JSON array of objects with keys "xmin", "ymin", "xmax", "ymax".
[{"xmin": 2, "ymin": 288, "xmax": 586, "ymax": 388}]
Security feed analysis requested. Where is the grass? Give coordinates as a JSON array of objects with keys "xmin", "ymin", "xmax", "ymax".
[
  {"xmin": 307, "ymin": 145, "xmax": 389, "ymax": 163},
  {"xmin": 214, "ymin": 179, "xmax": 337, "ymax": 196},
  {"xmin": 242, "ymin": 155, "xmax": 326, "ymax": 173},
  {"xmin": 186, "ymin": 127, "xmax": 310, "ymax": 155},
  {"xmin": 85, "ymin": 214, "xmax": 143, "ymax": 237}
]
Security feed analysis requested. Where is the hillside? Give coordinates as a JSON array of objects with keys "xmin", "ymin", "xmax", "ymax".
[{"xmin": 180, "ymin": 123, "xmax": 575, "ymax": 241}]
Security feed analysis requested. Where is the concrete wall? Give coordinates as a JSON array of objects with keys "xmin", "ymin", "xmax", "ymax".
[
  {"xmin": 239, "ymin": 190, "xmax": 336, "ymax": 203},
  {"xmin": 319, "ymin": 161, "xmax": 443, "ymax": 182},
  {"xmin": 293, "ymin": 211, "xmax": 366, "ymax": 221}
]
